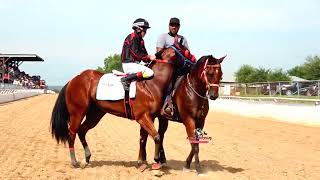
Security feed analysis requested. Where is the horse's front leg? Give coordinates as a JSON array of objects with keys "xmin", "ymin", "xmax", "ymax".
[
  {"xmin": 184, "ymin": 119, "xmax": 203, "ymax": 174},
  {"xmin": 136, "ymin": 114, "xmax": 160, "ymax": 170},
  {"xmin": 192, "ymin": 143, "xmax": 202, "ymax": 174},
  {"xmin": 185, "ymin": 148, "xmax": 194, "ymax": 169}
]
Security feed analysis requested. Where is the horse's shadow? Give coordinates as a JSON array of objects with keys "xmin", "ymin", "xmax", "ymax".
[{"xmin": 88, "ymin": 159, "xmax": 244, "ymax": 174}]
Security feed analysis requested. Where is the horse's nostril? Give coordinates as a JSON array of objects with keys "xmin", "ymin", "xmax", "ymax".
[{"xmin": 210, "ymin": 96, "xmax": 218, "ymax": 100}]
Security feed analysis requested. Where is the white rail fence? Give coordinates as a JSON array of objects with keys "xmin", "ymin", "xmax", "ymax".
[
  {"xmin": 210, "ymin": 97, "xmax": 320, "ymax": 126},
  {"xmin": 0, "ymin": 89, "xmax": 55, "ymax": 104},
  {"xmin": 1, "ymin": 86, "xmax": 319, "ymax": 127}
]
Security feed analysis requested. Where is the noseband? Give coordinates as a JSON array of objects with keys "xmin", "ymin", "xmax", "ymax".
[{"xmin": 200, "ymin": 61, "xmax": 221, "ymax": 90}]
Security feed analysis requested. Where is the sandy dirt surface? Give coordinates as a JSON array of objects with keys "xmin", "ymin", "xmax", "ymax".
[{"xmin": 0, "ymin": 94, "xmax": 319, "ymax": 180}]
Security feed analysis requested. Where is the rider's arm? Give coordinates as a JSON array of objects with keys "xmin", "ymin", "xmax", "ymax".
[
  {"xmin": 182, "ymin": 36, "xmax": 190, "ymax": 50},
  {"xmin": 156, "ymin": 34, "xmax": 166, "ymax": 52},
  {"xmin": 130, "ymin": 36, "xmax": 149, "ymax": 62}
]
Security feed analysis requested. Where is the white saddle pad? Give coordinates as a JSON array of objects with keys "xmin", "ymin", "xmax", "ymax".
[{"xmin": 96, "ymin": 73, "xmax": 136, "ymax": 100}]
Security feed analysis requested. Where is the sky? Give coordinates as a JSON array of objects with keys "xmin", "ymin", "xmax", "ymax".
[{"xmin": 1, "ymin": 0, "xmax": 319, "ymax": 85}]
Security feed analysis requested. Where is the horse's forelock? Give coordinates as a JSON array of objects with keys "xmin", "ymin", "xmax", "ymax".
[
  {"xmin": 193, "ymin": 56, "xmax": 210, "ymax": 69},
  {"xmin": 207, "ymin": 55, "xmax": 222, "ymax": 65}
]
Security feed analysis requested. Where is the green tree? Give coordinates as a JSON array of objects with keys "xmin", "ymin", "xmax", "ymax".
[
  {"xmin": 251, "ymin": 67, "xmax": 269, "ymax": 82},
  {"xmin": 302, "ymin": 55, "xmax": 320, "ymax": 80},
  {"xmin": 97, "ymin": 54, "xmax": 123, "ymax": 73},
  {"xmin": 288, "ymin": 55, "xmax": 320, "ymax": 80},
  {"xmin": 234, "ymin": 64, "xmax": 256, "ymax": 83},
  {"xmin": 287, "ymin": 66, "xmax": 305, "ymax": 78},
  {"xmin": 235, "ymin": 65, "xmax": 290, "ymax": 83},
  {"xmin": 267, "ymin": 69, "xmax": 291, "ymax": 81}
]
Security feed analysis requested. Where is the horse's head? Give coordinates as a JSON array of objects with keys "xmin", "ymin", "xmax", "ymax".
[{"xmin": 192, "ymin": 55, "xmax": 226, "ymax": 100}]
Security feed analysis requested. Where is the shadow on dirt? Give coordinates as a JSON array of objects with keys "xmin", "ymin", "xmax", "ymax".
[{"xmin": 88, "ymin": 159, "xmax": 244, "ymax": 174}]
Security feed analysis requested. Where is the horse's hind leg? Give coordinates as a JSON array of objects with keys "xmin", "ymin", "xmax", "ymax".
[
  {"xmin": 137, "ymin": 126, "xmax": 149, "ymax": 172},
  {"xmin": 68, "ymin": 113, "xmax": 85, "ymax": 167},
  {"xmin": 78, "ymin": 104, "xmax": 106, "ymax": 165},
  {"xmin": 138, "ymin": 126, "xmax": 148, "ymax": 165}
]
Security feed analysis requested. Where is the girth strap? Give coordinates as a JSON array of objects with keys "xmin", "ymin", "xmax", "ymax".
[{"xmin": 123, "ymin": 85, "xmax": 134, "ymax": 120}]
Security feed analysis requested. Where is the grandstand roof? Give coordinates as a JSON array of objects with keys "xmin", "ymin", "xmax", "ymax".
[{"xmin": 0, "ymin": 54, "xmax": 44, "ymax": 62}]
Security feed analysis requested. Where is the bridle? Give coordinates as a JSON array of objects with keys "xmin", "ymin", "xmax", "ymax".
[
  {"xmin": 187, "ymin": 58, "xmax": 221, "ymax": 99},
  {"xmin": 201, "ymin": 63, "xmax": 221, "ymax": 90},
  {"xmin": 187, "ymin": 73, "xmax": 208, "ymax": 99}
]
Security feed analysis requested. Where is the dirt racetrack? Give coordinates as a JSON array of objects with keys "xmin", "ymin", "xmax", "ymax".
[{"xmin": 0, "ymin": 94, "xmax": 319, "ymax": 180}]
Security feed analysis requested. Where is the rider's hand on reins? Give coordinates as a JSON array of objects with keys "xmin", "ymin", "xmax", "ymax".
[{"xmin": 148, "ymin": 54, "xmax": 156, "ymax": 61}]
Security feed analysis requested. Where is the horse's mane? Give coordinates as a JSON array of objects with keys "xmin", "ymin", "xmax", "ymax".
[
  {"xmin": 190, "ymin": 55, "xmax": 222, "ymax": 75},
  {"xmin": 192, "ymin": 55, "xmax": 211, "ymax": 70},
  {"xmin": 193, "ymin": 55, "xmax": 221, "ymax": 68}
]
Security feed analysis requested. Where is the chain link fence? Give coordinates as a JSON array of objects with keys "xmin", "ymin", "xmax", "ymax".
[{"xmin": 220, "ymin": 80, "xmax": 320, "ymax": 98}]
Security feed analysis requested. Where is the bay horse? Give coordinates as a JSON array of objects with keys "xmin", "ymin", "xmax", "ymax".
[
  {"xmin": 138, "ymin": 55, "xmax": 226, "ymax": 174},
  {"xmin": 50, "ymin": 46, "xmax": 188, "ymax": 168}
]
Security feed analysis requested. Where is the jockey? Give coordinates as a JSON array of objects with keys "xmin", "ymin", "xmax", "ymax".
[
  {"xmin": 156, "ymin": 17, "xmax": 196, "ymax": 117},
  {"xmin": 156, "ymin": 17, "xmax": 196, "ymax": 62},
  {"xmin": 120, "ymin": 18, "xmax": 156, "ymax": 89}
]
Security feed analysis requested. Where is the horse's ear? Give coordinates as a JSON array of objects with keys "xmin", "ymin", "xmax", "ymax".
[{"xmin": 218, "ymin": 54, "xmax": 227, "ymax": 64}]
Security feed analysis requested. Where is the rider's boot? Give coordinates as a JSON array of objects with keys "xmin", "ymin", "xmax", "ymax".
[
  {"xmin": 162, "ymin": 96, "xmax": 173, "ymax": 117},
  {"xmin": 121, "ymin": 73, "xmax": 139, "ymax": 90},
  {"xmin": 164, "ymin": 102, "xmax": 173, "ymax": 116}
]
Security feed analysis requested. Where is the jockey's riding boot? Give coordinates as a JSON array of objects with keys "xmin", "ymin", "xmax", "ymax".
[
  {"xmin": 121, "ymin": 73, "xmax": 138, "ymax": 90},
  {"xmin": 163, "ymin": 97, "xmax": 173, "ymax": 117},
  {"xmin": 164, "ymin": 105, "xmax": 173, "ymax": 116}
]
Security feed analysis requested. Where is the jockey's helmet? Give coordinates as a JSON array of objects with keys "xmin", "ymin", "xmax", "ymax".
[{"xmin": 132, "ymin": 18, "xmax": 150, "ymax": 30}]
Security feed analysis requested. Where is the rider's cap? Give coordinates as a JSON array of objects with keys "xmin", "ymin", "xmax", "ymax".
[
  {"xmin": 169, "ymin": 17, "xmax": 180, "ymax": 25},
  {"xmin": 132, "ymin": 18, "xmax": 150, "ymax": 30}
]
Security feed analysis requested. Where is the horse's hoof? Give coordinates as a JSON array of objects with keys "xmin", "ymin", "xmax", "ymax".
[
  {"xmin": 71, "ymin": 161, "xmax": 80, "ymax": 168},
  {"xmin": 80, "ymin": 159, "xmax": 88, "ymax": 169},
  {"xmin": 151, "ymin": 163, "xmax": 162, "ymax": 170},
  {"xmin": 196, "ymin": 169, "xmax": 204, "ymax": 175},
  {"xmin": 138, "ymin": 163, "xmax": 148, "ymax": 172},
  {"xmin": 160, "ymin": 162, "xmax": 167, "ymax": 167},
  {"xmin": 198, "ymin": 173, "xmax": 207, "ymax": 177},
  {"xmin": 153, "ymin": 169, "xmax": 165, "ymax": 177},
  {"xmin": 137, "ymin": 160, "xmax": 147, "ymax": 165},
  {"xmin": 85, "ymin": 155, "xmax": 91, "ymax": 164},
  {"xmin": 182, "ymin": 167, "xmax": 192, "ymax": 172}
]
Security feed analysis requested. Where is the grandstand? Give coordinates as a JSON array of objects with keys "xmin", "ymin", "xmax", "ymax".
[{"xmin": 0, "ymin": 54, "xmax": 46, "ymax": 89}]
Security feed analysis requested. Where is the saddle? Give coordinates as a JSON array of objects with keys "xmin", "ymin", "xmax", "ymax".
[
  {"xmin": 96, "ymin": 70, "xmax": 136, "ymax": 120},
  {"xmin": 113, "ymin": 70, "xmax": 135, "ymax": 120}
]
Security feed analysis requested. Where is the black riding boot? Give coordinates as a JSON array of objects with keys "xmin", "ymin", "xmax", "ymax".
[
  {"xmin": 162, "ymin": 95, "xmax": 173, "ymax": 117},
  {"xmin": 121, "ymin": 73, "xmax": 138, "ymax": 90},
  {"xmin": 165, "ymin": 97, "xmax": 173, "ymax": 115}
]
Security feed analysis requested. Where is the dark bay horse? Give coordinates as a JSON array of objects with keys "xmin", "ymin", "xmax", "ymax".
[
  {"xmin": 50, "ymin": 46, "xmax": 187, "ymax": 168},
  {"xmin": 138, "ymin": 55, "xmax": 226, "ymax": 174}
]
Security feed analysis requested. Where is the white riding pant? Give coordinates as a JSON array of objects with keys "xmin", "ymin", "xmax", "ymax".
[{"xmin": 122, "ymin": 62, "xmax": 154, "ymax": 78}]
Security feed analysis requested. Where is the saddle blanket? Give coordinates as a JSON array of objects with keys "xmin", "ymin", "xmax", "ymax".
[{"xmin": 96, "ymin": 73, "xmax": 136, "ymax": 100}]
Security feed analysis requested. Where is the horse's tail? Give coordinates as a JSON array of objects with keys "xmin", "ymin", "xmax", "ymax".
[{"xmin": 51, "ymin": 83, "xmax": 70, "ymax": 144}]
